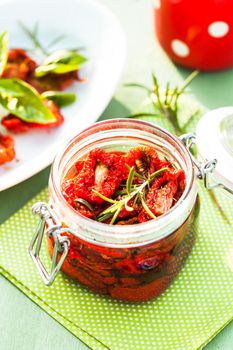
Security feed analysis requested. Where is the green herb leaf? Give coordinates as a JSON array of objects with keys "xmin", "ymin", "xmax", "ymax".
[
  {"xmin": 0, "ymin": 78, "xmax": 56, "ymax": 124},
  {"xmin": 97, "ymin": 212, "xmax": 114, "ymax": 223},
  {"xmin": 100, "ymin": 203, "xmax": 121, "ymax": 215},
  {"xmin": 92, "ymin": 189, "xmax": 117, "ymax": 204},
  {"xmin": 125, "ymin": 164, "xmax": 146, "ymax": 180},
  {"xmin": 128, "ymin": 112, "xmax": 161, "ymax": 119},
  {"xmin": 95, "ymin": 165, "xmax": 168, "ymax": 224},
  {"xmin": 128, "ymin": 71, "xmax": 199, "ymax": 136},
  {"xmin": 0, "ymin": 31, "xmax": 9, "ymax": 76},
  {"xmin": 41, "ymin": 91, "xmax": 76, "ymax": 107},
  {"xmin": 114, "ymin": 189, "xmax": 128, "ymax": 197},
  {"xmin": 150, "ymin": 167, "xmax": 168, "ymax": 180},
  {"xmin": 19, "ymin": 21, "xmax": 48, "ymax": 56},
  {"xmin": 133, "ymin": 192, "xmax": 140, "ymax": 207},
  {"xmin": 126, "ymin": 166, "xmax": 135, "ymax": 195},
  {"xmin": 110, "ymin": 207, "xmax": 121, "ymax": 225},
  {"xmin": 45, "ymin": 34, "xmax": 66, "ymax": 50},
  {"xmin": 124, "ymin": 82, "xmax": 151, "ymax": 92},
  {"xmin": 35, "ymin": 50, "xmax": 87, "ymax": 77},
  {"xmin": 139, "ymin": 193, "xmax": 156, "ymax": 220}
]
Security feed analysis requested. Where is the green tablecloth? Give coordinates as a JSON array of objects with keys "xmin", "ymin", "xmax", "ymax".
[{"xmin": 1, "ymin": 0, "xmax": 233, "ymax": 349}]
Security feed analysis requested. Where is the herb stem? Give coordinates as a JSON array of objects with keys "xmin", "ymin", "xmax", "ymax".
[
  {"xmin": 18, "ymin": 21, "xmax": 48, "ymax": 56},
  {"xmin": 45, "ymin": 35, "xmax": 66, "ymax": 50},
  {"xmin": 178, "ymin": 70, "xmax": 199, "ymax": 96},
  {"xmin": 128, "ymin": 71, "xmax": 199, "ymax": 136},
  {"xmin": 94, "ymin": 167, "xmax": 167, "ymax": 224}
]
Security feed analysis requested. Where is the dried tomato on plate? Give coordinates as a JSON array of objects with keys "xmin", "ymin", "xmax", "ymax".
[
  {"xmin": 0, "ymin": 133, "xmax": 15, "ymax": 165},
  {"xmin": 2, "ymin": 48, "xmax": 36, "ymax": 81},
  {"xmin": 1, "ymin": 99, "xmax": 64, "ymax": 133},
  {"xmin": 29, "ymin": 71, "xmax": 82, "ymax": 94}
]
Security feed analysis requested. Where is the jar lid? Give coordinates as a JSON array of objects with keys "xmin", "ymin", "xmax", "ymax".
[{"xmin": 196, "ymin": 107, "xmax": 233, "ymax": 195}]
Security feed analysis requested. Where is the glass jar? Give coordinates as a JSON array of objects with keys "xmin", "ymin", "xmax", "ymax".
[{"xmin": 29, "ymin": 119, "xmax": 200, "ymax": 302}]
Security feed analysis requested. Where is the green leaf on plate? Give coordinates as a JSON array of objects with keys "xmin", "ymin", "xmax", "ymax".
[
  {"xmin": 35, "ymin": 49, "xmax": 87, "ymax": 77},
  {"xmin": 0, "ymin": 78, "xmax": 56, "ymax": 124},
  {"xmin": 0, "ymin": 31, "xmax": 9, "ymax": 76},
  {"xmin": 41, "ymin": 91, "xmax": 76, "ymax": 107}
]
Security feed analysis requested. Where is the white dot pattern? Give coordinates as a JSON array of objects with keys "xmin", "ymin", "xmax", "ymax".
[
  {"xmin": 0, "ymin": 115, "xmax": 233, "ymax": 350},
  {"xmin": 171, "ymin": 39, "xmax": 190, "ymax": 57},
  {"xmin": 208, "ymin": 21, "xmax": 229, "ymax": 38}
]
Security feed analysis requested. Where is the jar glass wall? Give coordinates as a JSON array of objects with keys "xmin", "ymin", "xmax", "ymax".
[{"xmin": 47, "ymin": 119, "xmax": 199, "ymax": 301}]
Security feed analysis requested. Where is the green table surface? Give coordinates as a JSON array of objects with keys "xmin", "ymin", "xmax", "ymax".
[{"xmin": 1, "ymin": 0, "xmax": 233, "ymax": 349}]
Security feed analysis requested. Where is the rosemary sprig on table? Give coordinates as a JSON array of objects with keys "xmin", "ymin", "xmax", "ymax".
[
  {"xmin": 92, "ymin": 167, "xmax": 167, "ymax": 224},
  {"xmin": 127, "ymin": 71, "xmax": 230, "ymax": 224},
  {"xmin": 126, "ymin": 70, "xmax": 199, "ymax": 135}
]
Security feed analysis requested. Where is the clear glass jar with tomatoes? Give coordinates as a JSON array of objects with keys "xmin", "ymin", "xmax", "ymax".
[{"xmin": 30, "ymin": 119, "xmax": 199, "ymax": 302}]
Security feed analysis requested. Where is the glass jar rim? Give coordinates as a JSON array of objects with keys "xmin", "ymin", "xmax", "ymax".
[{"xmin": 50, "ymin": 119, "xmax": 196, "ymax": 246}]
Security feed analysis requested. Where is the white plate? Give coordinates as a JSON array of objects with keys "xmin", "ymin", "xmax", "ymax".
[{"xmin": 0, "ymin": 0, "xmax": 126, "ymax": 191}]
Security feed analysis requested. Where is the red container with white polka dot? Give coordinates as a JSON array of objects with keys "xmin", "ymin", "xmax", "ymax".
[{"xmin": 154, "ymin": 0, "xmax": 233, "ymax": 71}]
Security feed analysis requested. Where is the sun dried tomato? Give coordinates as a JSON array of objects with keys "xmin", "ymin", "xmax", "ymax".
[
  {"xmin": 29, "ymin": 71, "xmax": 81, "ymax": 93},
  {"xmin": 138, "ymin": 179, "xmax": 178, "ymax": 222},
  {"xmin": 1, "ymin": 100, "xmax": 64, "ymax": 133},
  {"xmin": 70, "ymin": 148, "xmax": 127, "ymax": 205},
  {"xmin": 125, "ymin": 146, "xmax": 171, "ymax": 178},
  {"xmin": 137, "ymin": 168, "xmax": 185, "ymax": 222},
  {"xmin": 0, "ymin": 133, "xmax": 15, "ymax": 165},
  {"xmin": 2, "ymin": 49, "xmax": 36, "ymax": 81},
  {"xmin": 75, "ymin": 160, "xmax": 85, "ymax": 173}
]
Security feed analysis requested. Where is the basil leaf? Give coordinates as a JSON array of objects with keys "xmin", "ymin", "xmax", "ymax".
[
  {"xmin": 42, "ymin": 91, "xmax": 76, "ymax": 107},
  {"xmin": 36, "ymin": 63, "xmax": 79, "ymax": 76},
  {"xmin": 43, "ymin": 49, "xmax": 87, "ymax": 65},
  {"xmin": 0, "ymin": 31, "xmax": 9, "ymax": 76},
  {"xmin": 0, "ymin": 78, "xmax": 56, "ymax": 124},
  {"xmin": 35, "ymin": 50, "xmax": 87, "ymax": 77}
]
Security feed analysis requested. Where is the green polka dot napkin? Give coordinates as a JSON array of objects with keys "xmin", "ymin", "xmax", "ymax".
[{"xmin": 0, "ymin": 152, "xmax": 233, "ymax": 350}]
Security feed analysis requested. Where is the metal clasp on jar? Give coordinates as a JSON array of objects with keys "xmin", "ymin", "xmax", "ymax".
[
  {"xmin": 180, "ymin": 133, "xmax": 219, "ymax": 190},
  {"xmin": 29, "ymin": 202, "xmax": 70, "ymax": 286}
]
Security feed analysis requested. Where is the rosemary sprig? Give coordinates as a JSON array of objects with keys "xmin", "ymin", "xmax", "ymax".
[
  {"xmin": 45, "ymin": 34, "xmax": 66, "ymax": 51},
  {"xmin": 125, "ymin": 164, "xmax": 146, "ymax": 180},
  {"xmin": 127, "ymin": 70, "xmax": 199, "ymax": 135},
  {"xmin": 127, "ymin": 72, "xmax": 230, "ymax": 224},
  {"xmin": 139, "ymin": 193, "xmax": 156, "ymax": 220},
  {"xmin": 126, "ymin": 166, "xmax": 135, "ymax": 195},
  {"xmin": 18, "ymin": 22, "xmax": 66, "ymax": 57},
  {"xmin": 18, "ymin": 21, "xmax": 49, "ymax": 56},
  {"xmin": 93, "ymin": 167, "xmax": 167, "ymax": 224}
]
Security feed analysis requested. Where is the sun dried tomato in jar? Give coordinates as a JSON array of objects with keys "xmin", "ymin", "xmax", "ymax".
[{"xmin": 29, "ymin": 119, "xmax": 200, "ymax": 302}]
